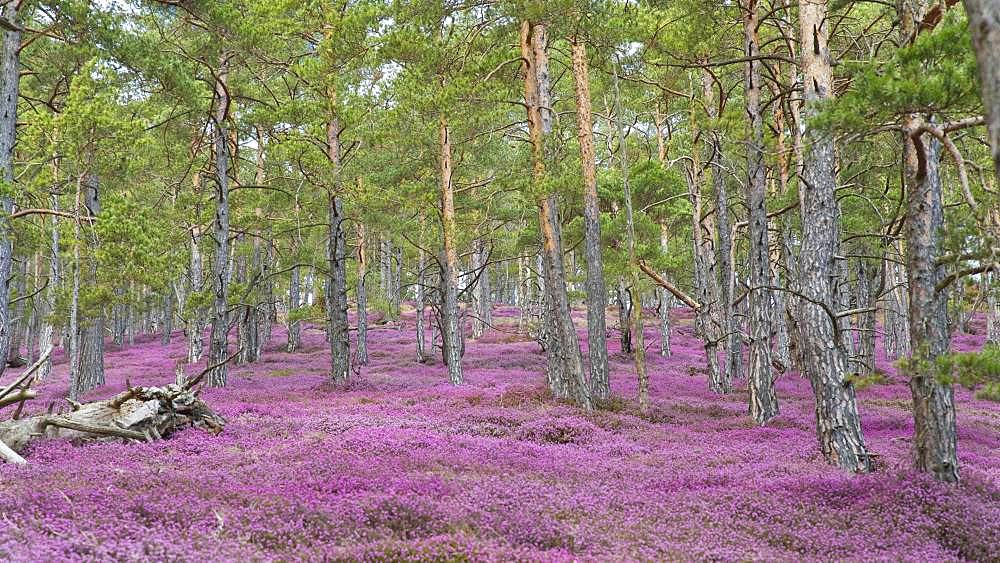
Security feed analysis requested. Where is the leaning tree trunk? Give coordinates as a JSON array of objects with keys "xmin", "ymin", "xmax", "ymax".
[
  {"xmin": 0, "ymin": 2, "xmax": 21, "ymax": 379},
  {"xmin": 439, "ymin": 116, "xmax": 463, "ymax": 385},
  {"xmin": 571, "ymin": 38, "xmax": 610, "ymax": 400},
  {"xmin": 522, "ymin": 21, "xmax": 590, "ymax": 409},
  {"xmin": 742, "ymin": 0, "xmax": 778, "ymax": 425},
  {"xmin": 207, "ymin": 51, "xmax": 232, "ymax": 388},
  {"xmin": 796, "ymin": 0, "xmax": 872, "ymax": 473}
]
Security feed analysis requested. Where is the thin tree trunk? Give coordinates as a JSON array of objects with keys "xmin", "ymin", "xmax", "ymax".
[
  {"xmin": 68, "ymin": 176, "xmax": 84, "ymax": 401},
  {"xmin": 657, "ymin": 224, "xmax": 672, "ymax": 357},
  {"xmin": 6, "ymin": 257, "xmax": 26, "ymax": 365},
  {"xmin": 617, "ymin": 278, "xmax": 632, "ymax": 355},
  {"xmin": 439, "ymin": 116, "xmax": 463, "ymax": 385},
  {"xmin": 742, "ymin": 0, "xmax": 779, "ymax": 425},
  {"xmin": 522, "ymin": 21, "xmax": 590, "ymax": 409},
  {"xmin": 0, "ymin": 2, "xmax": 21, "ymax": 378},
  {"xmin": 287, "ymin": 265, "xmax": 301, "ymax": 352},
  {"xmin": 37, "ymin": 193, "xmax": 60, "ymax": 380},
  {"xmin": 688, "ymin": 79, "xmax": 727, "ymax": 394},
  {"xmin": 186, "ymin": 219, "xmax": 205, "ymax": 364},
  {"xmin": 703, "ymin": 71, "xmax": 742, "ymax": 387},
  {"xmin": 987, "ymin": 271, "xmax": 999, "ymax": 345},
  {"xmin": 416, "ymin": 243, "xmax": 427, "ymax": 363},
  {"xmin": 571, "ymin": 38, "xmax": 610, "ymax": 400},
  {"xmin": 355, "ymin": 220, "xmax": 369, "ymax": 366},
  {"xmin": 207, "ymin": 51, "xmax": 232, "ymax": 388},
  {"xmin": 855, "ymin": 258, "xmax": 877, "ymax": 377},
  {"xmin": 612, "ymin": 59, "xmax": 649, "ymax": 411},
  {"xmin": 797, "ymin": 0, "xmax": 872, "ymax": 473}
]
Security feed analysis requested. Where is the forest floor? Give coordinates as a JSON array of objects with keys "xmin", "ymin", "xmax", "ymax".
[{"xmin": 0, "ymin": 306, "xmax": 998, "ymax": 561}]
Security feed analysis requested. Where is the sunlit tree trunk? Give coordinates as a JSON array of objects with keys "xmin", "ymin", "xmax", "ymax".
[
  {"xmin": 287, "ymin": 265, "xmax": 301, "ymax": 352},
  {"xmin": 797, "ymin": 0, "xmax": 872, "ymax": 473},
  {"xmin": 571, "ymin": 38, "xmax": 610, "ymax": 400},
  {"xmin": 439, "ymin": 116, "xmax": 463, "ymax": 385},
  {"xmin": 521, "ymin": 21, "xmax": 590, "ymax": 409}
]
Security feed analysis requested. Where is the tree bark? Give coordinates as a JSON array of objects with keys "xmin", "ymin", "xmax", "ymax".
[
  {"xmin": 611, "ymin": 59, "xmax": 649, "ymax": 411},
  {"xmin": 355, "ymin": 220, "xmax": 369, "ymax": 366},
  {"xmin": 797, "ymin": 0, "xmax": 872, "ymax": 473},
  {"xmin": 570, "ymin": 38, "xmax": 610, "ymax": 400},
  {"xmin": 522, "ymin": 21, "xmax": 590, "ymax": 409},
  {"xmin": 439, "ymin": 116, "xmax": 463, "ymax": 385},
  {"xmin": 703, "ymin": 72, "xmax": 742, "ymax": 387},
  {"xmin": 287, "ymin": 265, "xmax": 301, "ymax": 352},
  {"xmin": 416, "ymin": 243, "xmax": 427, "ymax": 362},
  {"xmin": 963, "ymin": 0, "xmax": 1000, "ymax": 183},
  {"xmin": 0, "ymin": 2, "xmax": 20, "ymax": 379},
  {"xmin": 903, "ymin": 129, "xmax": 959, "ymax": 481},
  {"xmin": 326, "ymin": 113, "xmax": 350, "ymax": 384},
  {"xmin": 687, "ymin": 82, "xmax": 727, "ymax": 394},
  {"xmin": 743, "ymin": 0, "xmax": 778, "ymax": 425},
  {"xmin": 207, "ymin": 52, "xmax": 232, "ymax": 388}
]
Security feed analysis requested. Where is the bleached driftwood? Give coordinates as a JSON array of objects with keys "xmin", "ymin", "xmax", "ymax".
[{"xmin": 0, "ymin": 359, "xmax": 226, "ymax": 463}]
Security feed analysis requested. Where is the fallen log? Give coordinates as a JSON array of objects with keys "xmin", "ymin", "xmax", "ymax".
[{"xmin": 0, "ymin": 368, "xmax": 225, "ymax": 461}]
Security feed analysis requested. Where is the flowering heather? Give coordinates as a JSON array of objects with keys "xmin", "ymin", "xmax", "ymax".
[{"xmin": 0, "ymin": 306, "xmax": 997, "ymax": 561}]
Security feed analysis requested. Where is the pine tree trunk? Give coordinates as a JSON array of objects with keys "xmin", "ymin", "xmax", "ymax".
[
  {"xmin": 439, "ymin": 116, "xmax": 463, "ymax": 385},
  {"xmin": 617, "ymin": 278, "xmax": 632, "ymax": 355},
  {"xmin": 416, "ymin": 245, "xmax": 427, "ymax": 363},
  {"xmin": 797, "ymin": 0, "xmax": 872, "ymax": 473},
  {"xmin": 611, "ymin": 60, "xmax": 649, "ymax": 411},
  {"xmin": 355, "ymin": 221, "xmax": 369, "ymax": 366},
  {"xmin": 6, "ymin": 257, "xmax": 26, "ymax": 365},
  {"xmin": 742, "ymin": 0, "xmax": 778, "ymax": 424},
  {"xmin": 37, "ymin": 194, "xmax": 60, "ymax": 380},
  {"xmin": 0, "ymin": 2, "xmax": 20, "ymax": 379},
  {"xmin": 855, "ymin": 259, "xmax": 877, "ymax": 377},
  {"xmin": 186, "ymin": 220, "xmax": 205, "ymax": 364},
  {"xmin": 963, "ymin": 0, "xmax": 1000, "ymax": 183},
  {"xmin": 207, "ymin": 52, "xmax": 232, "ymax": 388},
  {"xmin": 571, "ymin": 38, "xmax": 610, "ymax": 400},
  {"xmin": 326, "ymin": 112, "xmax": 350, "ymax": 385},
  {"xmin": 903, "ymin": 127, "xmax": 959, "ymax": 482},
  {"xmin": 522, "ymin": 21, "xmax": 590, "ymax": 409},
  {"xmin": 687, "ymin": 89, "xmax": 728, "ymax": 394},
  {"xmin": 287, "ymin": 265, "xmax": 301, "ymax": 352}
]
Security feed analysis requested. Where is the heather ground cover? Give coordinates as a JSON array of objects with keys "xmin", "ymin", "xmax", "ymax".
[{"xmin": 0, "ymin": 307, "xmax": 997, "ymax": 562}]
